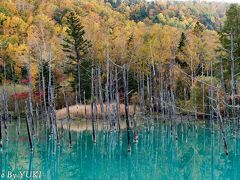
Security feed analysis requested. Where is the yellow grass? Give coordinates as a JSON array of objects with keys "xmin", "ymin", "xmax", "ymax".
[{"xmin": 56, "ymin": 103, "xmax": 138, "ymax": 120}]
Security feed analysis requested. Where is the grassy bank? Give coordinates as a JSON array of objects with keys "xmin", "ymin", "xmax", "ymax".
[{"xmin": 56, "ymin": 103, "xmax": 139, "ymax": 120}]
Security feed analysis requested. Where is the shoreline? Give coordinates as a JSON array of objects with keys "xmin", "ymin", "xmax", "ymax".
[
  {"xmin": 56, "ymin": 103, "xmax": 139, "ymax": 120},
  {"xmin": 57, "ymin": 114, "xmax": 202, "ymax": 132}
]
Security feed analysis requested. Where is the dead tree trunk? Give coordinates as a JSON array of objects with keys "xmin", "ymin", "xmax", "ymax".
[
  {"xmin": 190, "ymin": 58, "xmax": 197, "ymax": 119},
  {"xmin": 133, "ymin": 100, "xmax": 138, "ymax": 143},
  {"xmin": 48, "ymin": 54, "xmax": 59, "ymax": 144},
  {"xmin": 39, "ymin": 48, "xmax": 48, "ymax": 125},
  {"xmin": 83, "ymin": 91, "xmax": 88, "ymax": 128},
  {"xmin": 25, "ymin": 101, "xmax": 33, "ymax": 152},
  {"xmin": 98, "ymin": 67, "xmax": 106, "ymax": 130},
  {"xmin": 77, "ymin": 55, "xmax": 81, "ymax": 105},
  {"xmin": 202, "ymin": 63, "xmax": 205, "ymax": 121},
  {"xmin": 2, "ymin": 62, "xmax": 9, "ymax": 142},
  {"xmin": 220, "ymin": 58, "xmax": 228, "ymax": 118},
  {"xmin": 106, "ymin": 48, "xmax": 111, "ymax": 130},
  {"xmin": 170, "ymin": 63, "xmax": 177, "ymax": 140},
  {"xmin": 147, "ymin": 74, "xmax": 153, "ymax": 119},
  {"xmin": 11, "ymin": 64, "xmax": 20, "ymax": 135},
  {"xmin": 115, "ymin": 67, "xmax": 121, "ymax": 136},
  {"xmin": 123, "ymin": 64, "xmax": 131, "ymax": 152},
  {"xmin": 140, "ymin": 72, "xmax": 145, "ymax": 118},
  {"xmin": 48, "ymin": 52, "xmax": 53, "ymax": 135},
  {"xmin": 27, "ymin": 53, "xmax": 35, "ymax": 136},
  {"xmin": 210, "ymin": 61, "xmax": 214, "ymax": 133},
  {"xmin": 91, "ymin": 68, "xmax": 96, "ymax": 143},
  {"xmin": 230, "ymin": 31, "xmax": 236, "ymax": 117},
  {"xmin": 216, "ymin": 86, "xmax": 228, "ymax": 155}
]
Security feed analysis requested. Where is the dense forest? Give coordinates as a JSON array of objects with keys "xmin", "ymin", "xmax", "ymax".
[
  {"xmin": 107, "ymin": 0, "xmax": 227, "ymax": 30},
  {"xmin": 0, "ymin": 0, "xmax": 232, "ymax": 107},
  {"xmin": 0, "ymin": 0, "xmax": 240, "ymax": 139}
]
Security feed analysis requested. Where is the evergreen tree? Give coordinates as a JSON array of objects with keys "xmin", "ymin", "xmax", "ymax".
[
  {"xmin": 219, "ymin": 4, "xmax": 240, "ymax": 83},
  {"xmin": 62, "ymin": 11, "xmax": 91, "ymax": 101},
  {"xmin": 176, "ymin": 32, "xmax": 188, "ymax": 69},
  {"xmin": 193, "ymin": 21, "xmax": 204, "ymax": 36},
  {"xmin": 220, "ymin": 4, "xmax": 240, "ymax": 57},
  {"xmin": 178, "ymin": 32, "xmax": 186, "ymax": 52}
]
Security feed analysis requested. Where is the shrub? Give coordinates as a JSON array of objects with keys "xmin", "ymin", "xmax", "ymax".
[{"xmin": 0, "ymin": 84, "xmax": 29, "ymax": 112}]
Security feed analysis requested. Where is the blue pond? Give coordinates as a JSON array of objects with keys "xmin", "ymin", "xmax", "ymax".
[{"xmin": 0, "ymin": 120, "xmax": 240, "ymax": 179}]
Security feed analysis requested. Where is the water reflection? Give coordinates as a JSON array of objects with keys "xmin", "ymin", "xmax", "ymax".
[{"xmin": 0, "ymin": 120, "xmax": 239, "ymax": 179}]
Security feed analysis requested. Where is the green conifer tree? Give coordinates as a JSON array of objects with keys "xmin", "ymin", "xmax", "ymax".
[{"xmin": 62, "ymin": 11, "xmax": 91, "ymax": 102}]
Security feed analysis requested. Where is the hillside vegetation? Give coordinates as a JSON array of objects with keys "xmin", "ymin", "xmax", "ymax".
[{"xmin": 0, "ymin": 0, "xmax": 238, "ymax": 111}]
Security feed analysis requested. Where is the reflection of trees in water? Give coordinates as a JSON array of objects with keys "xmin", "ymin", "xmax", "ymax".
[{"xmin": 0, "ymin": 121, "xmax": 239, "ymax": 179}]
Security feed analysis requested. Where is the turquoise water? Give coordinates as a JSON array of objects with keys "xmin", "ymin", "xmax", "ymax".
[{"xmin": 1, "ymin": 120, "xmax": 240, "ymax": 179}]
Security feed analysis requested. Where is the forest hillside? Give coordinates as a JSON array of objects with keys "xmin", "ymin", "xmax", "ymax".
[{"xmin": 0, "ymin": 0, "xmax": 238, "ymax": 114}]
